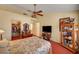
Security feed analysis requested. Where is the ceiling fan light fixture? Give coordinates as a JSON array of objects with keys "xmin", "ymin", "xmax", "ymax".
[{"xmin": 26, "ymin": 4, "xmax": 44, "ymax": 18}]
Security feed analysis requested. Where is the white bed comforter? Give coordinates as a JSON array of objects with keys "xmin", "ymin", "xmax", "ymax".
[{"xmin": 0, "ymin": 36, "xmax": 51, "ymax": 54}]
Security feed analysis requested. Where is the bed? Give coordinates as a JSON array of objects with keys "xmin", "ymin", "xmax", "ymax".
[{"xmin": 0, "ymin": 36, "xmax": 51, "ymax": 54}]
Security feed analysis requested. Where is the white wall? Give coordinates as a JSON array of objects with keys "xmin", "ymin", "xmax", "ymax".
[
  {"xmin": 32, "ymin": 22, "xmax": 40, "ymax": 36},
  {"xmin": 0, "ymin": 9, "xmax": 78, "ymax": 43},
  {"xmin": 38, "ymin": 11, "xmax": 79, "ymax": 43},
  {"xmin": 0, "ymin": 10, "xmax": 33, "ymax": 40}
]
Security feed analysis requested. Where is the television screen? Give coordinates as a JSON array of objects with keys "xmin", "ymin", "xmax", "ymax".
[{"xmin": 42, "ymin": 26, "xmax": 52, "ymax": 32}]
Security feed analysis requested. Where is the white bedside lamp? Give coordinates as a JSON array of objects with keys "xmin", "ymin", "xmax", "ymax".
[{"xmin": 0, "ymin": 29, "xmax": 5, "ymax": 40}]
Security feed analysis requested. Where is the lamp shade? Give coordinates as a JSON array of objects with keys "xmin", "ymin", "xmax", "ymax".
[{"xmin": 0, "ymin": 29, "xmax": 5, "ymax": 34}]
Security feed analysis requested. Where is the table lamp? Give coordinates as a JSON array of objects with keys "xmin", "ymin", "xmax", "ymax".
[{"xmin": 0, "ymin": 29, "xmax": 5, "ymax": 40}]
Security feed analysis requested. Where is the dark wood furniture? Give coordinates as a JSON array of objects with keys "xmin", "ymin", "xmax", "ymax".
[
  {"xmin": 11, "ymin": 21, "xmax": 21, "ymax": 40},
  {"xmin": 42, "ymin": 32, "xmax": 51, "ymax": 41},
  {"xmin": 12, "ymin": 33, "xmax": 33, "ymax": 40},
  {"xmin": 12, "ymin": 22, "xmax": 33, "ymax": 40}
]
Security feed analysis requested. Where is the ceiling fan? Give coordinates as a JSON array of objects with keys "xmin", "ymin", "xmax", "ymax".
[{"xmin": 27, "ymin": 4, "xmax": 43, "ymax": 18}]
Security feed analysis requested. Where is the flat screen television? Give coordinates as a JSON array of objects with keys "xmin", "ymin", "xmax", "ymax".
[{"xmin": 42, "ymin": 26, "xmax": 52, "ymax": 32}]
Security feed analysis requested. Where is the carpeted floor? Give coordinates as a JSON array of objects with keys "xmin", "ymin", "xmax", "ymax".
[{"xmin": 51, "ymin": 41, "xmax": 73, "ymax": 54}]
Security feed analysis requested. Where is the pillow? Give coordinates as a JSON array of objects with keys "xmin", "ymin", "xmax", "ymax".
[
  {"xmin": 0, "ymin": 40, "xmax": 9, "ymax": 47},
  {"xmin": 0, "ymin": 40, "xmax": 9, "ymax": 54}
]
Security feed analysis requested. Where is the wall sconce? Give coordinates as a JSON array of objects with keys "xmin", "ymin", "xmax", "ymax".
[{"xmin": 0, "ymin": 29, "xmax": 5, "ymax": 40}]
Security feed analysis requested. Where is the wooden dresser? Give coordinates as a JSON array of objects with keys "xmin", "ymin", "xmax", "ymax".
[{"xmin": 12, "ymin": 33, "xmax": 33, "ymax": 40}]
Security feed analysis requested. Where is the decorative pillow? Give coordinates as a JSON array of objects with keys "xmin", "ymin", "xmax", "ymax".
[
  {"xmin": 0, "ymin": 40, "xmax": 9, "ymax": 54},
  {"xmin": 0, "ymin": 40, "xmax": 9, "ymax": 47}
]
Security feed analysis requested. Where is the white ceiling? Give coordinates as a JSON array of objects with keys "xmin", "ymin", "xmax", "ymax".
[
  {"xmin": 0, "ymin": 4, "xmax": 79, "ymax": 14},
  {"xmin": 16, "ymin": 4, "xmax": 79, "ymax": 12}
]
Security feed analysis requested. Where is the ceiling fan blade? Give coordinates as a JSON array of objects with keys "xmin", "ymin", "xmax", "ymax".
[
  {"xmin": 37, "ymin": 13, "xmax": 43, "ymax": 16},
  {"xmin": 30, "ymin": 4, "xmax": 43, "ymax": 18},
  {"xmin": 27, "ymin": 10, "xmax": 33, "ymax": 12},
  {"xmin": 31, "ymin": 14, "xmax": 37, "ymax": 18},
  {"xmin": 36, "ymin": 10, "xmax": 43, "ymax": 13}
]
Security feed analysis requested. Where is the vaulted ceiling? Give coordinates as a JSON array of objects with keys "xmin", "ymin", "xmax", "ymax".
[{"xmin": 0, "ymin": 4, "xmax": 79, "ymax": 15}]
